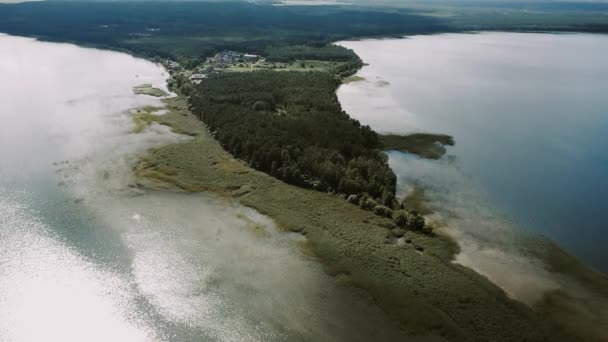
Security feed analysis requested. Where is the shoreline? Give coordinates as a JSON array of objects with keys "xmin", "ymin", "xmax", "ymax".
[
  {"xmin": 133, "ymin": 33, "xmax": 608, "ymax": 340},
  {"xmin": 336, "ymin": 33, "xmax": 608, "ymax": 341},
  {"xmin": 1, "ymin": 5, "xmax": 606, "ymax": 334},
  {"xmin": 130, "ymin": 92, "xmax": 576, "ymax": 341},
  {"xmin": 27, "ymin": 30, "xmax": 600, "ymax": 339}
]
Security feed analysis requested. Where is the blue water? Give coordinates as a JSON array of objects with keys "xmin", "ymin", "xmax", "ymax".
[{"xmin": 338, "ymin": 32, "xmax": 608, "ymax": 274}]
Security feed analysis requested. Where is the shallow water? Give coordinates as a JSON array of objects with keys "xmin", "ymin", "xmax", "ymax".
[
  {"xmin": 337, "ymin": 32, "xmax": 608, "ymax": 275},
  {"xmin": 0, "ymin": 34, "xmax": 413, "ymax": 341}
]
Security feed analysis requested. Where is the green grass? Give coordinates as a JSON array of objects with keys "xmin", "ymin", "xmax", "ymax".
[
  {"xmin": 133, "ymin": 95, "xmax": 573, "ymax": 341},
  {"xmin": 133, "ymin": 84, "xmax": 169, "ymax": 97},
  {"xmin": 342, "ymin": 75, "xmax": 366, "ymax": 84},
  {"xmin": 224, "ymin": 60, "xmax": 343, "ymax": 73},
  {"xmin": 131, "ymin": 106, "xmax": 162, "ymax": 133},
  {"xmin": 131, "ymin": 98, "xmax": 205, "ymax": 136},
  {"xmin": 132, "ymin": 113, "xmax": 157, "ymax": 133}
]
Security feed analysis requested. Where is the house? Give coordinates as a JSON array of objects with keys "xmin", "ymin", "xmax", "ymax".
[
  {"xmin": 198, "ymin": 66, "xmax": 215, "ymax": 73},
  {"xmin": 166, "ymin": 60, "xmax": 181, "ymax": 70},
  {"xmin": 189, "ymin": 73, "xmax": 207, "ymax": 84},
  {"xmin": 213, "ymin": 51, "xmax": 243, "ymax": 64},
  {"xmin": 243, "ymin": 54, "xmax": 259, "ymax": 61}
]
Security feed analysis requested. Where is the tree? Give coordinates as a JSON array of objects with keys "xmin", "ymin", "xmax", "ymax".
[
  {"xmin": 373, "ymin": 205, "xmax": 392, "ymax": 218},
  {"xmin": 188, "ymin": 71, "xmax": 397, "ymax": 202},
  {"xmin": 382, "ymin": 190, "xmax": 396, "ymax": 208},
  {"xmin": 409, "ymin": 213, "xmax": 425, "ymax": 231},
  {"xmin": 393, "ymin": 210, "xmax": 409, "ymax": 228}
]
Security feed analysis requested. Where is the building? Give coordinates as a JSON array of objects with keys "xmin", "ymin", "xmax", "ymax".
[
  {"xmin": 189, "ymin": 73, "xmax": 207, "ymax": 84},
  {"xmin": 166, "ymin": 60, "xmax": 181, "ymax": 70},
  {"xmin": 243, "ymin": 54, "xmax": 259, "ymax": 61},
  {"xmin": 198, "ymin": 66, "xmax": 215, "ymax": 73},
  {"xmin": 213, "ymin": 51, "xmax": 245, "ymax": 64}
]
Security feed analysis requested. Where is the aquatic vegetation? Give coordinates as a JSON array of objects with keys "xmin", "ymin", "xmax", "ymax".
[
  {"xmin": 380, "ymin": 133, "xmax": 454, "ymax": 159},
  {"xmin": 133, "ymin": 95, "xmax": 576, "ymax": 341},
  {"xmin": 342, "ymin": 75, "xmax": 366, "ymax": 84},
  {"xmin": 133, "ymin": 84, "xmax": 169, "ymax": 97}
]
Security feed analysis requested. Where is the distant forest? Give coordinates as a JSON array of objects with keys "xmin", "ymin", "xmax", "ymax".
[
  {"xmin": 2, "ymin": 1, "xmax": 606, "ymax": 62},
  {"xmin": 1, "ymin": 1, "xmax": 607, "ymax": 60},
  {"xmin": 0, "ymin": 2, "xmax": 448, "ymax": 60}
]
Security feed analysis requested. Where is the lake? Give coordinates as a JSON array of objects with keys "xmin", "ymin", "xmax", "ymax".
[
  {"xmin": 0, "ymin": 34, "xmax": 412, "ymax": 341},
  {"xmin": 338, "ymin": 32, "xmax": 608, "ymax": 279}
]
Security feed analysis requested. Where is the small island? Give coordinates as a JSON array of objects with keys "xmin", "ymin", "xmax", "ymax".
[{"xmin": 133, "ymin": 83, "xmax": 168, "ymax": 97}]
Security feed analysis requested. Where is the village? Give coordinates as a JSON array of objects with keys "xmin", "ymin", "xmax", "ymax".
[
  {"xmin": 163, "ymin": 50, "xmax": 341, "ymax": 85},
  {"xmin": 163, "ymin": 50, "xmax": 262, "ymax": 85}
]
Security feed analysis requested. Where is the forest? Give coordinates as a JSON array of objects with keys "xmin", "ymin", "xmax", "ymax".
[
  {"xmin": 1, "ymin": 1, "xmax": 606, "ymax": 63},
  {"xmin": 2, "ymin": 1, "xmax": 606, "ymax": 66},
  {"xmin": 186, "ymin": 71, "xmax": 398, "ymax": 202},
  {"xmin": 265, "ymin": 44, "xmax": 359, "ymax": 62},
  {"xmin": 0, "ymin": 1, "xmax": 448, "ymax": 60},
  {"xmin": 3, "ymin": 0, "xmax": 604, "ymax": 223}
]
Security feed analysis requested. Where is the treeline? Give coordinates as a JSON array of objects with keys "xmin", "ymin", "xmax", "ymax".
[
  {"xmin": 0, "ymin": 1, "xmax": 449, "ymax": 60},
  {"xmin": 166, "ymin": 43, "xmax": 363, "ymax": 74},
  {"xmin": 186, "ymin": 71, "xmax": 397, "ymax": 201},
  {"xmin": 264, "ymin": 44, "xmax": 363, "ymax": 77},
  {"xmin": 265, "ymin": 44, "xmax": 359, "ymax": 63},
  {"xmin": 333, "ymin": 58, "xmax": 365, "ymax": 78},
  {"xmin": 2, "ymin": 0, "xmax": 606, "ymax": 63}
]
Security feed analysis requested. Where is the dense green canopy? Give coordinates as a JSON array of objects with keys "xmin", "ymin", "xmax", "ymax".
[{"xmin": 189, "ymin": 71, "xmax": 397, "ymax": 199}]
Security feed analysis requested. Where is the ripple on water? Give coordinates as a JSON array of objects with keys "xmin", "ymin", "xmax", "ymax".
[{"xmin": 0, "ymin": 191, "xmax": 161, "ymax": 342}]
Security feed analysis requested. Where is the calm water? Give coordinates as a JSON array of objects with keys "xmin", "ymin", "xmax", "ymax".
[
  {"xmin": 0, "ymin": 34, "xmax": 412, "ymax": 341},
  {"xmin": 338, "ymin": 32, "xmax": 608, "ymax": 275}
]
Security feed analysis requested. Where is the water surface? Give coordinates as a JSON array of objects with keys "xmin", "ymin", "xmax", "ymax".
[
  {"xmin": 337, "ymin": 34, "xmax": 608, "ymax": 333},
  {"xmin": 0, "ymin": 34, "xmax": 410, "ymax": 341},
  {"xmin": 338, "ymin": 32, "xmax": 608, "ymax": 275}
]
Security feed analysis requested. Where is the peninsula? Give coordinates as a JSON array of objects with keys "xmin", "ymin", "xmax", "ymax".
[{"xmin": 2, "ymin": 1, "xmax": 607, "ymax": 340}]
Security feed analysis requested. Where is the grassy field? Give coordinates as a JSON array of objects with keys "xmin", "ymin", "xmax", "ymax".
[
  {"xmin": 129, "ymin": 95, "xmax": 576, "ymax": 341},
  {"xmin": 224, "ymin": 60, "xmax": 343, "ymax": 73}
]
